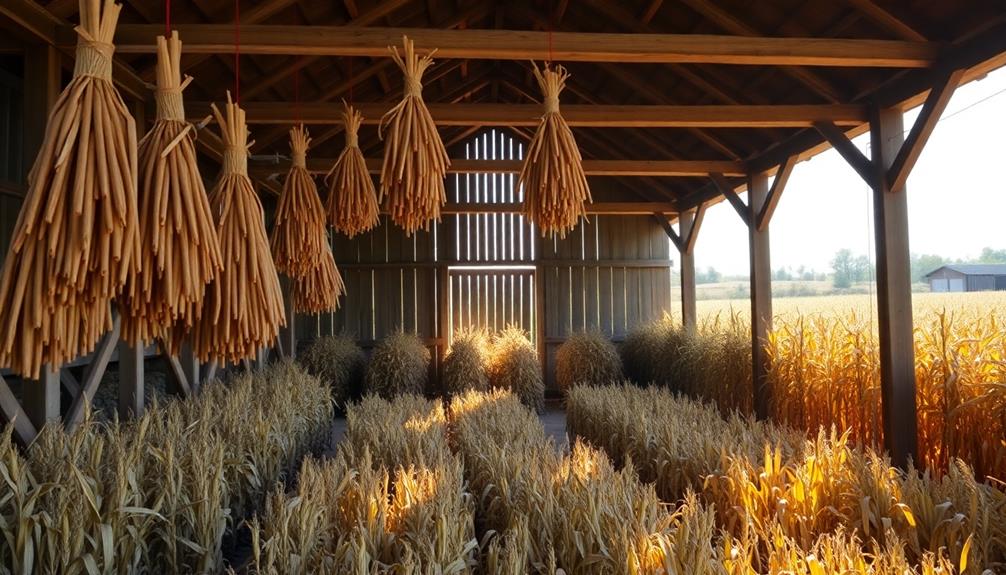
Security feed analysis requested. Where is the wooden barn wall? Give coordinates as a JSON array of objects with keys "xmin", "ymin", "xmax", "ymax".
[
  {"xmin": 0, "ymin": 63, "xmax": 24, "ymax": 270},
  {"xmin": 540, "ymin": 215, "xmax": 672, "ymax": 391}
]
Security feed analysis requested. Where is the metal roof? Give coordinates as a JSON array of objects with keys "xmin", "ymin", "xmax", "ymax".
[{"xmin": 924, "ymin": 264, "xmax": 1006, "ymax": 278}]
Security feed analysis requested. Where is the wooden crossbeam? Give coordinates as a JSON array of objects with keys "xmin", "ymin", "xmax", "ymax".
[
  {"xmin": 887, "ymin": 68, "xmax": 965, "ymax": 192},
  {"xmin": 654, "ymin": 214, "xmax": 684, "ymax": 252},
  {"xmin": 813, "ymin": 122, "xmax": 874, "ymax": 185},
  {"xmin": 0, "ymin": 374, "xmax": 37, "ymax": 445},
  {"xmin": 191, "ymin": 102, "xmax": 868, "ymax": 127},
  {"xmin": 756, "ymin": 156, "xmax": 796, "ymax": 231},
  {"xmin": 248, "ymin": 158, "xmax": 746, "ymax": 178},
  {"xmin": 431, "ymin": 202, "xmax": 676, "ymax": 215},
  {"xmin": 710, "ymin": 173, "xmax": 750, "ymax": 227},
  {"xmin": 685, "ymin": 203, "xmax": 707, "ymax": 253},
  {"xmin": 104, "ymin": 25, "xmax": 938, "ymax": 67},
  {"xmin": 65, "ymin": 315, "xmax": 121, "ymax": 429}
]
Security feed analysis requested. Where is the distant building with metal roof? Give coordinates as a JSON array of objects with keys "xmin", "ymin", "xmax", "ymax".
[{"xmin": 924, "ymin": 264, "xmax": 1006, "ymax": 292}]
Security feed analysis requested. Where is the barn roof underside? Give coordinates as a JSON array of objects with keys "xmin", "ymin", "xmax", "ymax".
[{"xmin": 3, "ymin": 0, "xmax": 1005, "ymax": 214}]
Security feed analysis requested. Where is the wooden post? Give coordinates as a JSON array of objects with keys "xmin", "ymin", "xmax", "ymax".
[
  {"xmin": 23, "ymin": 365, "xmax": 59, "ymax": 430},
  {"xmin": 117, "ymin": 339, "xmax": 144, "ymax": 419},
  {"xmin": 679, "ymin": 210, "xmax": 697, "ymax": 335},
  {"xmin": 179, "ymin": 342, "xmax": 200, "ymax": 393},
  {"xmin": 748, "ymin": 172, "xmax": 773, "ymax": 420},
  {"xmin": 871, "ymin": 106, "xmax": 918, "ymax": 468},
  {"xmin": 280, "ymin": 274, "xmax": 296, "ymax": 359},
  {"xmin": 437, "ymin": 263, "xmax": 450, "ymax": 384},
  {"xmin": 22, "ymin": 43, "xmax": 60, "ymax": 179}
]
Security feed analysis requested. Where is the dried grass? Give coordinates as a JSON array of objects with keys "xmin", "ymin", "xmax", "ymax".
[
  {"xmin": 442, "ymin": 328, "xmax": 490, "ymax": 399},
  {"xmin": 299, "ymin": 335, "xmax": 366, "ymax": 408},
  {"xmin": 364, "ymin": 331, "xmax": 430, "ymax": 398},
  {"xmin": 487, "ymin": 327, "xmax": 544, "ymax": 412},
  {"xmin": 0, "ymin": 361, "xmax": 333, "ymax": 573},
  {"xmin": 554, "ymin": 329, "xmax": 622, "ymax": 393}
]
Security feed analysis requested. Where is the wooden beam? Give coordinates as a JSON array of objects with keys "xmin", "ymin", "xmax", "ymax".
[
  {"xmin": 434, "ymin": 202, "xmax": 676, "ymax": 215},
  {"xmin": 654, "ymin": 214, "xmax": 684, "ymax": 252},
  {"xmin": 887, "ymin": 68, "xmax": 965, "ymax": 192},
  {"xmin": 756, "ymin": 155, "xmax": 795, "ymax": 231},
  {"xmin": 871, "ymin": 106, "xmax": 918, "ymax": 469},
  {"xmin": 197, "ymin": 102, "xmax": 868, "ymax": 127},
  {"xmin": 0, "ymin": 374, "xmax": 37, "ymax": 445},
  {"xmin": 108, "ymin": 25, "xmax": 938, "ymax": 67},
  {"xmin": 842, "ymin": 0, "xmax": 927, "ymax": 42},
  {"xmin": 679, "ymin": 209, "xmax": 699, "ymax": 335},
  {"xmin": 22, "ymin": 366, "xmax": 59, "ymax": 430},
  {"xmin": 163, "ymin": 353, "xmax": 194, "ymax": 397},
  {"xmin": 117, "ymin": 339, "xmax": 144, "ymax": 419},
  {"xmin": 250, "ymin": 158, "xmax": 746, "ymax": 178},
  {"xmin": 813, "ymin": 122, "xmax": 874, "ymax": 186},
  {"xmin": 710, "ymin": 173, "xmax": 750, "ymax": 226},
  {"xmin": 748, "ymin": 172, "xmax": 772, "ymax": 420},
  {"xmin": 65, "ymin": 315, "xmax": 121, "ymax": 429},
  {"xmin": 22, "ymin": 43, "xmax": 60, "ymax": 184},
  {"xmin": 685, "ymin": 203, "xmax": 706, "ymax": 254},
  {"xmin": 280, "ymin": 276, "xmax": 296, "ymax": 360}
]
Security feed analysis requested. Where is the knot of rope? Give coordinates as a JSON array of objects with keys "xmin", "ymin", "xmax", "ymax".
[
  {"xmin": 405, "ymin": 77, "xmax": 423, "ymax": 98},
  {"xmin": 73, "ymin": 39, "xmax": 114, "ymax": 80},
  {"xmin": 155, "ymin": 88, "xmax": 185, "ymax": 121},
  {"xmin": 291, "ymin": 150, "xmax": 306, "ymax": 169},
  {"xmin": 222, "ymin": 146, "xmax": 248, "ymax": 176},
  {"xmin": 544, "ymin": 94, "xmax": 560, "ymax": 115},
  {"xmin": 345, "ymin": 128, "xmax": 359, "ymax": 148}
]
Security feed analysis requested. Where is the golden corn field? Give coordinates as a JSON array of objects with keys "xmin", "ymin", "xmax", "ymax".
[{"xmin": 629, "ymin": 291, "xmax": 1006, "ymax": 482}]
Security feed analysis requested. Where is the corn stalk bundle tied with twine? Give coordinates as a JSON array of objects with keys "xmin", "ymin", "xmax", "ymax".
[
  {"xmin": 379, "ymin": 36, "xmax": 449, "ymax": 236},
  {"xmin": 120, "ymin": 31, "xmax": 222, "ymax": 354},
  {"xmin": 519, "ymin": 63, "xmax": 591, "ymax": 239},
  {"xmin": 293, "ymin": 243, "xmax": 344, "ymax": 314},
  {"xmin": 270, "ymin": 125, "xmax": 327, "ymax": 279},
  {"xmin": 192, "ymin": 94, "xmax": 285, "ymax": 363},
  {"xmin": 0, "ymin": 0, "xmax": 139, "ymax": 379},
  {"xmin": 326, "ymin": 102, "xmax": 379, "ymax": 238}
]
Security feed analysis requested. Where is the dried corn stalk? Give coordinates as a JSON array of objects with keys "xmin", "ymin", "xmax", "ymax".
[
  {"xmin": 270, "ymin": 125, "xmax": 326, "ymax": 278},
  {"xmin": 519, "ymin": 63, "xmax": 591, "ymax": 239},
  {"xmin": 325, "ymin": 102, "xmax": 379, "ymax": 238},
  {"xmin": 0, "ymin": 0, "xmax": 139, "ymax": 378},
  {"xmin": 293, "ymin": 242, "xmax": 344, "ymax": 314},
  {"xmin": 379, "ymin": 36, "xmax": 449, "ymax": 236},
  {"xmin": 192, "ymin": 93, "xmax": 285, "ymax": 363},
  {"xmin": 120, "ymin": 31, "xmax": 221, "ymax": 353}
]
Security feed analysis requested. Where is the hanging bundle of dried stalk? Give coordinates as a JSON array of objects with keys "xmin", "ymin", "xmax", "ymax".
[
  {"xmin": 519, "ymin": 63, "xmax": 591, "ymax": 239},
  {"xmin": 379, "ymin": 36, "xmax": 449, "ymax": 236},
  {"xmin": 270, "ymin": 125, "xmax": 326, "ymax": 278},
  {"xmin": 0, "ymin": 0, "xmax": 139, "ymax": 379},
  {"xmin": 293, "ymin": 242, "xmax": 344, "ymax": 314},
  {"xmin": 192, "ymin": 93, "xmax": 285, "ymax": 363},
  {"xmin": 120, "ymin": 31, "xmax": 221, "ymax": 353},
  {"xmin": 325, "ymin": 102, "xmax": 379, "ymax": 238}
]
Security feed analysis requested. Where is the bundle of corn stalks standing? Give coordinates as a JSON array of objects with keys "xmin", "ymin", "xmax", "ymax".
[
  {"xmin": 325, "ymin": 102, "xmax": 379, "ymax": 238},
  {"xmin": 0, "ymin": 0, "xmax": 139, "ymax": 378},
  {"xmin": 519, "ymin": 62, "xmax": 591, "ymax": 239},
  {"xmin": 192, "ymin": 93, "xmax": 285, "ymax": 363},
  {"xmin": 379, "ymin": 36, "xmax": 449, "ymax": 236},
  {"xmin": 120, "ymin": 31, "xmax": 221, "ymax": 353}
]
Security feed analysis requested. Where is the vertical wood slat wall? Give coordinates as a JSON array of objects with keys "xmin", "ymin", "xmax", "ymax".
[
  {"xmin": 0, "ymin": 63, "xmax": 25, "ymax": 270},
  {"xmin": 304, "ymin": 129, "xmax": 673, "ymax": 392}
]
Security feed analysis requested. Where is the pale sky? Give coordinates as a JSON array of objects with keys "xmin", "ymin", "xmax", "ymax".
[{"xmin": 692, "ymin": 66, "xmax": 1006, "ymax": 277}]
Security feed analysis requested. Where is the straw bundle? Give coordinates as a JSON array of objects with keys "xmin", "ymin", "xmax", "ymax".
[
  {"xmin": 379, "ymin": 36, "xmax": 449, "ymax": 236},
  {"xmin": 519, "ymin": 63, "xmax": 591, "ymax": 239},
  {"xmin": 292, "ymin": 242, "xmax": 344, "ymax": 314},
  {"xmin": 120, "ymin": 31, "xmax": 221, "ymax": 353},
  {"xmin": 325, "ymin": 102, "xmax": 379, "ymax": 238},
  {"xmin": 0, "ymin": 0, "xmax": 139, "ymax": 379},
  {"xmin": 270, "ymin": 125, "xmax": 326, "ymax": 278},
  {"xmin": 192, "ymin": 93, "xmax": 285, "ymax": 363}
]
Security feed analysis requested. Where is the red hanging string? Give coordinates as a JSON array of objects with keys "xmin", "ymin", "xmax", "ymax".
[
  {"xmin": 348, "ymin": 57, "xmax": 354, "ymax": 105},
  {"xmin": 294, "ymin": 65, "xmax": 301, "ymax": 125},
  {"xmin": 234, "ymin": 0, "xmax": 241, "ymax": 102},
  {"xmin": 165, "ymin": 0, "xmax": 171, "ymax": 36},
  {"xmin": 547, "ymin": 0, "xmax": 554, "ymax": 64}
]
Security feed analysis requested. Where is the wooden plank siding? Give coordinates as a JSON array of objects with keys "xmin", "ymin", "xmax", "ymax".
[{"xmin": 300, "ymin": 130, "xmax": 673, "ymax": 394}]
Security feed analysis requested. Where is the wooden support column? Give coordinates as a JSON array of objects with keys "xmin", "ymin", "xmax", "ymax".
[
  {"xmin": 179, "ymin": 342, "xmax": 200, "ymax": 394},
  {"xmin": 655, "ymin": 207, "xmax": 705, "ymax": 335},
  {"xmin": 748, "ymin": 172, "xmax": 773, "ymax": 420},
  {"xmin": 22, "ymin": 43, "xmax": 60, "ymax": 179},
  {"xmin": 23, "ymin": 365, "xmax": 59, "ymax": 430},
  {"xmin": 871, "ymin": 106, "xmax": 918, "ymax": 468},
  {"xmin": 117, "ymin": 339, "xmax": 144, "ymax": 419},
  {"xmin": 437, "ymin": 263, "xmax": 450, "ymax": 382},
  {"xmin": 280, "ymin": 275, "xmax": 296, "ymax": 359}
]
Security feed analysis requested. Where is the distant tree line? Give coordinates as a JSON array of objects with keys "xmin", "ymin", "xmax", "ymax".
[{"xmin": 828, "ymin": 247, "xmax": 1006, "ymax": 288}]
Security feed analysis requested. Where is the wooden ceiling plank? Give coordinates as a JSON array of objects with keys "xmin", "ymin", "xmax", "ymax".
[
  {"xmin": 106, "ymin": 25, "xmax": 939, "ymax": 67},
  {"xmin": 194, "ymin": 102, "xmax": 868, "ymax": 127},
  {"xmin": 640, "ymin": 0, "xmax": 664, "ymax": 25},
  {"xmin": 842, "ymin": 0, "xmax": 927, "ymax": 42}
]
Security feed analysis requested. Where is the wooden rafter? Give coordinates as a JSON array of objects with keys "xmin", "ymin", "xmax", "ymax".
[
  {"xmin": 842, "ymin": 0, "xmax": 927, "ymax": 42},
  {"xmin": 756, "ymin": 155, "xmax": 795, "ymax": 231},
  {"xmin": 197, "ymin": 102, "xmax": 868, "ymax": 127},
  {"xmin": 103, "ymin": 24, "xmax": 939, "ymax": 67},
  {"xmin": 710, "ymin": 172, "xmax": 751, "ymax": 227}
]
